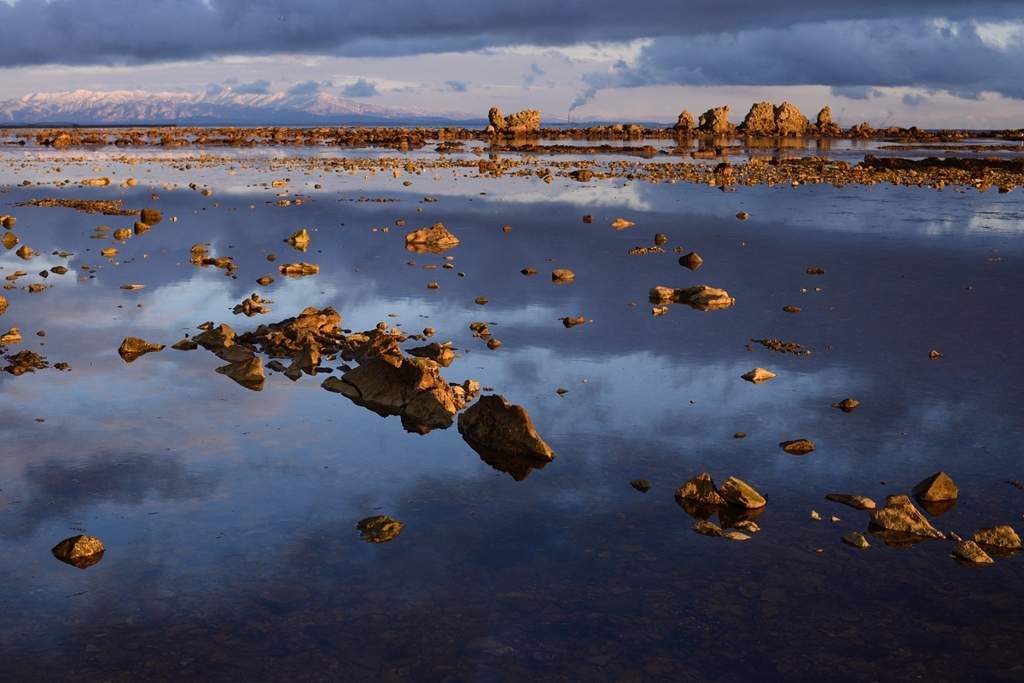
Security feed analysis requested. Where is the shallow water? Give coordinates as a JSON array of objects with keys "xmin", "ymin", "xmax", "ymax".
[{"xmin": 0, "ymin": 148, "xmax": 1022, "ymax": 682}]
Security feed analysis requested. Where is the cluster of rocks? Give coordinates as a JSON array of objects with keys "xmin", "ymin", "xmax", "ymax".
[
  {"xmin": 648, "ymin": 284, "xmax": 735, "ymax": 311},
  {"xmin": 672, "ymin": 103, "xmax": 839, "ymax": 137},
  {"xmin": 824, "ymin": 471, "xmax": 1020, "ymax": 564},
  {"xmin": 676, "ymin": 472, "xmax": 766, "ymax": 540}
]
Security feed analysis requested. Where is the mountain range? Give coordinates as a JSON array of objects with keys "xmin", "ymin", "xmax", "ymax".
[{"xmin": 0, "ymin": 89, "xmax": 481, "ymax": 126}]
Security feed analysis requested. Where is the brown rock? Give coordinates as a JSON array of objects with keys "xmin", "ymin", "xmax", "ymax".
[
  {"xmin": 193, "ymin": 323, "xmax": 235, "ymax": 350},
  {"xmin": 648, "ymin": 285, "xmax": 734, "ymax": 310},
  {"xmin": 457, "ymin": 394, "xmax": 555, "ymax": 461},
  {"xmin": 551, "ymin": 269, "xmax": 575, "ymax": 283},
  {"xmin": 869, "ymin": 494, "xmax": 945, "ymax": 539},
  {"xmin": 952, "ymin": 540, "xmax": 994, "ymax": 565},
  {"xmin": 0, "ymin": 296, "xmax": 6, "ymax": 316},
  {"xmin": 719, "ymin": 477, "xmax": 766, "ymax": 509},
  {"xmin": 678, "ymin": 252, "xmax": 703, "ymax": 270},
  {"xmin": 672, "ymin": 110, "xmax": 695, "ymax": 132},
  {"xmin": 16, "ymin": 245, "xmax": 33, "ymax": 260},
  {"xmin": 405, "ymin": 222, "xmax": 459, "ymax": 254},
  {"xmin": 971, "ymin": 526, "xmax": 1021, "ymax": 549},
  {"xmin": 825, "ymin": 493, "xmax": 876, "ymax": 510},
  {"xmin": 692, "ymin": 520, "xmax": 722, "ymax": 537},
  {"xmin": 630, "ymin": 478, "xmax": 651, "ymax": 492},
  {"xmin": 697, "ymin": 105, "xmax": 734, "ymax": 134},
  {"xmin": 118, "ymin": 337, "xmax": 164, "ymax": 362},
  {"xmin": 2, "ymin": 232, "xmax": 17, "ymax": 249},
  {"xmin": 841, "ymin": 532, "xmax": 870, "ymax": 549},
  {"xmin": 284, "ymin": 229, "xmax": 310, "ymax": 251},
  {"xmin": 780, "ymin": 439, "xmax": 815, "ymax": 455},
  {"xmin": 739, "ymin": 102, "xmax": 777, "ymax": 136},
  {"xmin": 215, "ymin": 356, "xmax": 265, "ymax": 391},
  {"xmin": 832, "ymin": 398, "xmax": 860, "ymax": 412},
  {"xmin": 610, "ymin": 218, "xmax": 634, "ymax": 230},
  {"xmin": 356, "ymin": 515, "xmax": 404, "ymax": 543},
  {"xmin": 407, "ymin": 341, "xmax": 455, "ymax": 367},
  {"xmin": 912, "ymin": 471, "xmax": 958, "ymax": 501},
  {"xmin": 139, "ymin": 208, "xmax": 162, "ymax": 225},
  {"xmin": 488, "ymin": 107, "xmax": 540, "ymax": 134},
  {"xmin": 773, "ymin": 102, "xmax": 810, "ymax": 136},
  {"xmin": 675, "ymin": 472, "xmax": 727, "ymax": 507},
  {"xmin": 278, "ymin": 263, "xmax": 319, "ymax": 277},
  {"xmin": 52, "ymin": 535, "xmax": 105, "ymax": 569},
  {"xmin": 929, "ymin": 349, "xmax": 942, "ymax": 359},
  {"xmin": 741, "ymin": 367, "xmax": 775, "ymax": 384},
  {"xmin": 171, "ymin": 338, "xmax": 198, "ymax": 351}
]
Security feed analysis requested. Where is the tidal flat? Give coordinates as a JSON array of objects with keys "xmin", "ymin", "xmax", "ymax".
[{"xmin": 0, "ymin": 133, "xmax": 1022, "ymax": 682}]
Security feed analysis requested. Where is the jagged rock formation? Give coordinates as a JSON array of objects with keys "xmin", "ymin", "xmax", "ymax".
[
  {"xmin": 488, "ymin": 107, "xmax": 541, "ymax": 134},
  {"xmin": 815, "ymin": 107, "xmax": 843, "ymax": 136},
  {"xmin": 673, "ymin": 110, "xmax": 695, "ymax": 132},
  {"xmin": 738, "ymin": 102, "xmax": 810, "ymax": 136},
  {"xmin": 697, "ymin": 106, "xmax": 734, "ymax": 134}
]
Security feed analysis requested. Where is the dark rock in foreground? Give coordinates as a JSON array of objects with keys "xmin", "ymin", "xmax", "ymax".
[
  {"xmin": 912, "ymin": 471, "xmax": 958, "ymax": 501},
  {"xmin": 457, "ymin": 394, "xmax": 555, "ymax": 461}
]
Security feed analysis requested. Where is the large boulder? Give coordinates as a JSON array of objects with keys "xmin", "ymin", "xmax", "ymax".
[
  {"xmin": 739, "ymin": 101, "xmax": 810, "ymax": 136},
  {"xmin": 773, "ymin": 102, "xmax": 810, "ymax": 136},
  {"xmin": 457, "ymin": 394, "xmax": 555, "ymax": 461},
  {"xmin": 868, "ymin": 494, "xmax": 945, "ymax": 539},
  {"xmin": 215, "ymin": 356, "xmax": 265, "ymax": 391},
  {"xmin": 672, "ymin": 110, "xmax": 695, "ymax": 132},
  {"xmin": 325, "ymin": 356, "xmax": 466, "ymax": 431},
  {"xmin": 697, "ymin": 106, "xmax": 734, "ymax": 134},
  {"xmin": 912, "ymin": 471, "xmax": 958, "ymax": 501},
  {"xmin": 649, "ymin": 285, "xmax": 735, "ymax": 310},
  {"xmin": 739, "ymin": 102, "xmax": 776, "ymax": 135},
  {"xmin": 405, "ymin": 222, "xmax": 460, "ymax": 254},
  {"xmin": 675, "ymin": 472, "xmax": 727, "ymax": 507},
  {"xmin": 488, "ymin": 107, "xmax": 540, "ymax": 134},
  {"xmin": 972, "ymin": 526, "xmax": 1021, "ymax": 549}
]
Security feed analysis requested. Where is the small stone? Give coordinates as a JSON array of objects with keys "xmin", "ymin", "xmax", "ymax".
[
  {"xmin": 841, "ymin": 532, "xmax": 870, "ymax": 549},
  {"xmin": 825, "ymin": 493, "xmax": 876, "ymax": 510},
  {"xmin": 971, "ymin": 526, "xmax": 1021, "ymax": 549},
  {"xmin": 502, "ymin": 225, "xmax": 513, "ymax": 232},
  {"xmin": 356, "ymin": 515, "xmax": 404, "ymax": 543},
  {"xmin": 692, "ymin": 520, "xmax": 722, "ymax": 537},
  {"xmin": 171, "ymin": 338, "xmax": 198, "ymax": 351},
  {"xmin": 475, "ymin": 297, "xmax": 488, "ymax": 305},
  {"xmin": 427, "ymin": 282, "xmax": 439, "ymax": 290},
  {"xmin": 562, "ymin": 316, "xmax": 585, "ymax": 328},
  {"xmin": 257, "ymin": 276, "xmax": 274, "ymax": 286},
  {"xmin": 929, "ymin": 349, "xmax": 942, "ymax": 359},
  {"xmin": 736, "ymin": 212, "xmax": 749, "ymax": 220},
  {"xmin": 652, "ymin": 306, "xmax": 668, "ymax": 316},
  {"xmin": 782, "ymin": 306, "xmax": 801, "ymax": 313},
  {"xmin": 16, "ymin": 245, "xmax": 33, "ymax": 260},
  {"xmin": 741, "ymin": 367, "xmax": 776, "ymax": 384},
  {"xmin": 912, "ymin": 471, "xmax": 958, "ymax": 501},
  {"xmin": 733, "ymin": 432, "xmax": 746, "ymax": 438},
  {"xmin": 405, "ymin": 222, "xmax": 459, "ymax": 254},
  {"xmin": 678, "ymin": 252, "xmax": 703, "ymax": 270},
  {"xmin": 952, "ymin": 540, "xmax": 994, "ymax": 565},
  {"xmin": 832, "ymin": 398, "xmax": 860, "ymax": 412},
  {"xmin": 486, "ymin": 339, "xmax": 501, "ymax": 349},
  {"xmin": 806, "ymin": 268, "xmax": 825, "ymax": 275},
  {"xmin": 780, "ymin": 439, "xmax": 815, "ymax": 455},
  {"xmin": 551, "ymin": 269, "xmax": 575, "ymax": 283},
  {"xmin": 284, "ymin": 229, "xmax": 310, "ymax": 251},
  {"xmin": 52, "ymin": 535, "xmax": 105, "ymax": 569},
  {"xmin": 556, "ymin": 388, "xmax": 568, "ymax": 394},
  {"xmin": 521, "ymin": 268, "xmax": 537, "ymax": 275},
  {"xmin": 722, "ymin": 531, "xmax": 751, "ymax": 541},
  {"xmin": 810, "ymin": 510, "xmax": 822, "ymax": 521},
  {"xmin": 735, "ymin": 520, "xmax": 760, "ymax": 533},
  {"xmin": 630, "ymin": 478, "xmax": 651, "ymax": 493},
  {"xmin": 610, "ymin": 218, "xmax": 634, "ymax": 230}
]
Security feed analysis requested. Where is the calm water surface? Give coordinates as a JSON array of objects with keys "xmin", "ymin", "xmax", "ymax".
[{"xmin": 0, "ymin": 147, "xmax": 1022, "ymax": 682}]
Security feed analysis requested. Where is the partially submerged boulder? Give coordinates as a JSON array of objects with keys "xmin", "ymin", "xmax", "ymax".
[
  {"xmin": 832, "ymin": 398, "xmax": 860, "ymax": 412},
  {"xmin": 405, "ymin": 222, "xmax": 459, "ymax": 254},
  {"xmin": 284, "ymin": 229, "xmax": 310, "ymax": 251},
  {"xmin": 407, "ymin": 341, "xmax": 455, "ymax": 367},
  {"xmin": 912, "ymin": 471, "xmax": 958, "ymax": 501},
  {"xmin": 118, "ymin": 337, "xmax": 164, "ymax": 363},
  {"xmin": 551, "ymin": 269, "xmax": 576, "ymax": 283},
  {"xmin": 719, "ymin": 477, "xmax": 766, "ymax": 509},
  {"xmin": 139, "ymin": 208, "xmax": 162, "ymax": 225},
  {"xmin": 215, "ymin": 356, "xmax": 265, "ymax": 391},
  {"xmin": 649, "ymin": 285, "xmax": 734, "ymax": 311},
  {"xmin": 779, "ymin": 439, "xmax": 815, "ymax": 455},
  {"xmin": 741, "ymin": 367, "xmax": 775, "ymax": 384},
  {"xmin": 868, "ymin": 494, "xmax": 945, "ymax": 539},
  {"xmin": 193, "ymin": 323, "xmax": 236, "ymax": 351},
  {"xmin": 841, "ymin": 531, "xmax": 870, "ymax": 549},
  {"xmin": 488, "ymin": 107, "xmax": 541, "ymax": 134},
  {"xmin": 675, "ymin": 473, "xmax": 727, "ymax": 507},
  {"xmin": 325, "ymin": 356, "xmax": 466, "ymax": 431},
  {"xmin": 457, "ymin": 394, "xmax": 555, "ymax": 461},
  {"xmin": 678, "ymin": 252, "xmax": 703, "ymax": 270},
  {"xmin": 952, "ymin": 540, "xmax": 994, "ymax": 565},
  {"xmin": 278, "ymin": 262, "xmax": 319, "ymax": 277},
  {"xmin": 971, "ymin": 526, "xmax": 1021, "ymax": 549},
  {"xmin": 52, "ymin": 535, "xmax": 105, "ymax": 569}
]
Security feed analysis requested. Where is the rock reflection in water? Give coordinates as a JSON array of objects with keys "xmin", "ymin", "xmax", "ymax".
[{"xmin": 463, "ymin": 436, "xmax": 550, "ymax": 481}]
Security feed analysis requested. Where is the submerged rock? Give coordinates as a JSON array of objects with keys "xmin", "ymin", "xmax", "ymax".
[
  {"xmin": 825, "ymin": 493, "xmax": 876, "ymax": 510},
  {"xmin": 693, "ymin": 520, "xmax": 722, "ymax": 537},
  {"xmin": 278, "ymin": 262, "xmax": 319, "ymax": 277},
  {"xmin": 869, "ymin": 494, "xmax": 945, "ymax": 539},
  {"xmin": 457, "ymin": 394, "xmax": 555, "ymax": 461},
  {"xmin": 952, "ymin": 540, "xmax": 994, "ymax": 565},
  {"xmin": 912, "ymin": 471, "xmax": 959, "ymax": 501},
  {"xmin": 649, "ymin": 285, "xmax": 734, "ymax": 310},
  {"xmin": 118, "ymin": 337, "xmax": 164, "ymax": 363},
  {"xmin": 832, "ymin": 398, "xmax": 860, "ymax": 412},
  {"xmin": 4, "ymin": 349, "xmax": 48, "ymax": 375},
  {"xmin": 741, "ymin": 367, "xmax": 776, "ymax": 384},
  {"xmin": 779, "ymin": 439, "xmax": 815, "ymax": 455},
  {"xmin": 465, "ymin": 438, "xmax": 552, "ymax": 481},
  {"xmin": 405, "ymin": 222, "xmax": 459, "ymax": 254},
  {"xmin": 719, "ymin": 477, "xmax": 766, "ymax": 509},
  {"xmin": 171, "ymin": 338, "xmax": 198, "ymax": 351},
  {"xmin": 675, "ymin": 473, "xmax": 727, "ymax": 507},
  {"xmin": 630, "ymin": 478, "xmax": 651, "ymax": 493},
  {"xmin": 52, "ymin": 535, "xmax": 105, "ymax": 569},
  {"xmin": 972, "ymin": 526, "xmax": 1021, "ymax": 549},
  {"xmin": 356, "ymin": 515, "xmax": 404, "ymax": 543}
]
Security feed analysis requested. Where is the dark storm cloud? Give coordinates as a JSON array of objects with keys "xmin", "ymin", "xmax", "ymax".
[
  {"xmin": 584, "ymin": 18, "xmax": 1024, "ymax": 99},
  {"xmin": 340, "ymin": 78, "xmax": 379, "ymax": 97},
  {"xmin": 0, "ymin": 1, "xmax": 1021, "ymax": 97}
]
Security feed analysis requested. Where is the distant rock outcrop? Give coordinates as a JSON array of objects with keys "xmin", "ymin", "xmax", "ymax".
[
  {"xmin": 697, "ymin": 106, "xmax": 734, "ymax": 134},
  {"xmin": 815, "ymin": 107, "xmax": 843, "ymax": 136},
  {"xmin": 672, "ymin": 110, "xmax": 695, "ymax": 132},
  {"xmin": 738, "ymin": 102, "xmax": 810, "ymax": 136},
  {"xmin": 488, "ymin": 107, "xmax": 541, "ymax": 134}
]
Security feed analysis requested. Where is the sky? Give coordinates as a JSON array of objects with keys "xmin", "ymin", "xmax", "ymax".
[{"xmin": 0, "ymin": 0, "xmax": 1023, "ymax": 127}]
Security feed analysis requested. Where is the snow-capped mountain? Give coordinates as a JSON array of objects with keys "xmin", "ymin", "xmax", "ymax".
[{"xmin": 0, "ymin": 89, "xmax": 478, "ymax": 125}]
